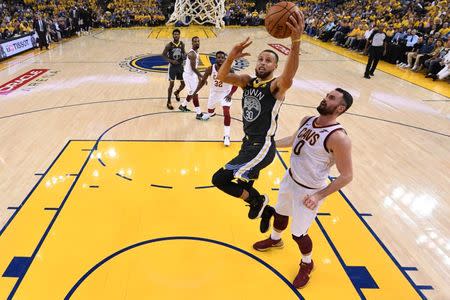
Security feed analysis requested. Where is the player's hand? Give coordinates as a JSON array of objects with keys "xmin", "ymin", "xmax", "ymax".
[
  {"xmin": 229, "ymin": 37, "xmax": 252, "ymax": 60},
  {"xmin": 303, "ymin": 194, "xmax": 320, "ymax": 210},
  {"xmin": 286, "ymin": 9, "xmax": 304, "ymax": 40},
  {"xmin": 171, "ymin": 60, "xmax": 179, "ymax": 65},
  {"xmin": 225, "ymin": 94, "xmax": 232, "ymax": 102}
]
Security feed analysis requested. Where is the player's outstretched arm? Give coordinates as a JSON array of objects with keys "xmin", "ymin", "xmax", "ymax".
[
  {"xmin": 303, "ymin": 131, "xmax": 353, "ymax": 210},
  {"xmin": 275, "ymin": 134, "xmax": 295, "ymax": 148},
  {"xmin": 272, "ymin": 10, "xmax": 305, "ymax": 100},
  {"xmin": 194, "ymin": 66, "xmax": 212, "ymax": 95},
  {"xmin": 217, "ymin": 38, "xmax": 253, "ymax": 88},
  {"xmin": 275, "ymin": 116, "xmax": 309, "ymax": 147}
]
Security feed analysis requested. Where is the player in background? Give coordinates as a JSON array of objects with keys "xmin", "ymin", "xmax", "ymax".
[
  {"xmin": 162, "ymin": 29, "xmax": 186, "ymax": 110},
  {"xmin": 193, "ymin": 51, "xmax": 238, "ymax": 146}
]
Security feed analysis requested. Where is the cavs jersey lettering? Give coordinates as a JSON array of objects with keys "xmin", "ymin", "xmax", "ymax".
[
  {"xmin": 290, "ymin": 116, "xmax": 345, "ymax": 188},
  {"xmin": 211, "ymin": 64, "xmax": 232, "ymax": 93}
]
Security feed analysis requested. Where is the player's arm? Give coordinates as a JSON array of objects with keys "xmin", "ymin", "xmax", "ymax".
[
  {"xmin": 275, "ymin": 133, "xmax": 296, "ymax": 148},
  {"xmin": 217, "ymin": 38, "xmax": 253, "ymax": 88},
  {"xmin": 303, "ymin": 131, "xmax": 353, "ymax": 210},
  {"xmin": 193, "ymin": 66, "xmax": 212, "ymax": 95},
  {"xmin": 275, "ymin": 116, "xmax": 308, "ymax": 147},
  {"xmin": 181, "ymin": 42, "xmax": 186, "ymax": 56},
  {"xmin": 224, "ymin": 85, "xmax": 238, "ymax": 102},
  {"xmin": 223, "ymin": 69, "xmax": 238, "ymax": 101},
  {"xmin": 162, "ymin": 44, "xmax": 177, "ymax": 65},
  {"xmin": 271, "ymin": 10, "xmax": 305, "ymax": 100},
  {"xmin": 188, "ymin": 51, "xmax": 202, "ymax": 78}
]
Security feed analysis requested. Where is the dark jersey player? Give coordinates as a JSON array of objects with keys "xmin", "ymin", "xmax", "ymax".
[
  {"xmin": 212, "ymin": 10, "xmax": 305, "ymax": 233},
  {"xmin": 162, "ymin": 29, "xmax": 186, "ymax": 110}
]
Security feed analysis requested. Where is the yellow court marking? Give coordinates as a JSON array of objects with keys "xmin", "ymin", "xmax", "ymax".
[
  {"xmin": 0, "ymin": 141, "xmax": 94, "ymax": 299},
  {"xmin": 148, "ymin": 25, "xmax": 216, "ymax": 39},
  {"xmin": 303, "ymin": 36, "xmax": 450, "ymax": 98},
  {"xmin": 0, "ymin": 141, "xmax": 423, "ymax": 299}
]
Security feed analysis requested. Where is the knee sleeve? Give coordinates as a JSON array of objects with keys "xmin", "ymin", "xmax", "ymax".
[
  {"xmin": 193, "ymin": 94, "xmax": 199, "ymax": 107},
  {"xmin": 273, "ymin": 212, "xmax": 289, "ymax": 231},
  {"xmin": 292, "ymin": 234, "xmax": 312, "ymax": 255}
]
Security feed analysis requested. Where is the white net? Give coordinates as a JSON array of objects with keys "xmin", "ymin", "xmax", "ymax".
[{"xmin": 167, "ymin": 0, "xmax": 226, "ymax": 29}]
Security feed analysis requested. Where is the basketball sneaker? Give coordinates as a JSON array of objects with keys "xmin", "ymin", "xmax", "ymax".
[
  {"xmin": 174, "ymin": 90, "xmax": 181, "ymax": 102},
  {"xmin": 293, "ymin": 260, "xmax": 314, "ymax": 289},
  {"xmin": 224, "ymin": 136, "xmax": 230, "ymax": 146},
  {"xmin": 260, "ymin": 205, "xmax": 275, "ymax": 233},
  {"xmin": 201, "ymin": 114, "xmax": 210, "ymax": 121},
  {"xmin": 253, "ymin": 236, "xmax": 284, "ymax": 251},
  {"xmin": 196, "ymin": 113, "xmax": 204, "ymax": 120},
  {"xmin": 179, "ymin": 105, "xmax": 191, "ymax": 112},
  {"xmin": 247, "ymin": 194, "xmax": 269, "ymax": 219}
]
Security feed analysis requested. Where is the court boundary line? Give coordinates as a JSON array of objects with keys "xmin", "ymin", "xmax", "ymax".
[
  {"xmin": 7, "ymin": 141, "xmax": 93, "ymax": 299},
  {"xmin": 1, "ymin": 96, "xmax": 447, "ymax": 138},
  {"xmin": 0, "ymin": 140, "xmax": 71, "ymax": 236},
  {"xmin": 64, "ymin": 236, "xmax": 304, "ymax": 299}
]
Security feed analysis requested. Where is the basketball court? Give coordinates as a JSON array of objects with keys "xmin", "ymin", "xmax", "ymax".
[{"xmin": 0, "ymin": 25, "xmax": 448, "ymax": 299}]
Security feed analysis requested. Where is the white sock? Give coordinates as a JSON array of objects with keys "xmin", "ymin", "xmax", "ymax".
[
  {"xmin": 224, "ymin": 126, "xmax": 230, "ymax": 137},
  {"xmin": 302, "ymin": 254, "xmax": 312, "ymax": 263},
  {"xmin": 181, "ymin": 99, "xmax": 188, "ymax": 107},
  {"xmin": 194, "ymin": 106, "xmax": 201, "ymax": 114},
  {"xmin": 270, "ymin": 229, "xmax": 282, "ymax": 240}
]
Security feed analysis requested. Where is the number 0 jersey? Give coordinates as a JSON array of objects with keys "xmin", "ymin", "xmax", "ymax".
[{"xmin": 290, "ymin": 116, "xmax": 345, "ymax": 188}]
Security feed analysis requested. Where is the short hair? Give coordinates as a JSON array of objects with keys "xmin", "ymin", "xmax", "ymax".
[
  {"xmin": 261, "ymin": 49, "xmax": 279, "ymax": 63},
  {"xmin": 216, "ymin": 51, "xmax": 226, "ymax": 57},
  {"xmin": 172, "ymin": 29, "xmax": 180, "ymax": 34},
  {"xmin": 192, "ymin": 36, "xmax": 199, "ymax": 42},
  {"xmin": 335, "ymin": 88, "xmax": 353, "ymax": 112}
]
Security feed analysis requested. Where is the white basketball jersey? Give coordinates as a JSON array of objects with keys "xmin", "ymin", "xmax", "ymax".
[
  {"xmin": 290, "ymin": 116, "xmax": 345, "ymax": 188},
  {"xmin": 184, "ymin": 49, "xmax": 199, "ymax": 75},
  {"xmin": 211, "ymin": 64, "xmax": 232, "ymax": 93}
]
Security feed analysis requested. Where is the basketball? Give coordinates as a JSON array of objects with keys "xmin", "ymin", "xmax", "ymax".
[{"xmin": 265, "ymin": 1, "xmax": 300, "ymax": 39}]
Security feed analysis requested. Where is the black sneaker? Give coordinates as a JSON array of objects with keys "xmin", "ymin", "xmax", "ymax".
[
  {"xmin": 247, "ymin": 194, "xmax": 269, "ymax": 219},
  {"xmin": 196, "ymin": 113, "xmax": 204, "ymax": 120},
  {"xmin": 174, "ymin": 90, "xmax": 181, "ymax": 102},
  {"xmin": 179, "ymin": 105, "xmax": 191, "ymax": 112},
  {"xmin": 260, "ymin": 205, "xmax": 275, "ymax": 233}
]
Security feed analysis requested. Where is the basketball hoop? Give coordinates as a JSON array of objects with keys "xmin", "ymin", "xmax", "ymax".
[{"xmin": 167, "ymin": 0, "xmax": 226, "ymax": 29}]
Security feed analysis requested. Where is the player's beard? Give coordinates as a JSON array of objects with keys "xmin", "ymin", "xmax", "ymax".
[
  {"xmin": 316, "ymin": 101, "xmax": 335, "ymax": 115},
  {"xmin": 255, "ymin": 68, "xmax": 271, "ymax": 80}
]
